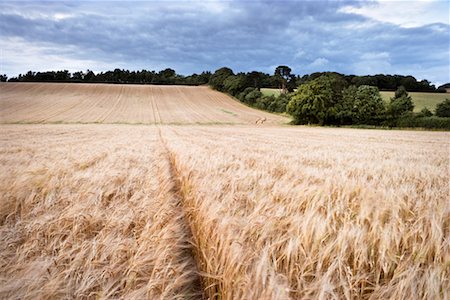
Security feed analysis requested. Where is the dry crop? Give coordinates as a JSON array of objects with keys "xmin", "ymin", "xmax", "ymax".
[
  {"xmin": 163, "ymin": 126, "xmax": 450, "ymax": 299},
  {"xmin": 0, "ymin": 83, "xmax": 448, "ymax": 299},
  {"xmin": 1, "ymin": 123, "xmax": 448, "ymax": 299},
  {"xmin": 0, "ymin": 83, "xmax": 287, "ymax": 125},
  {"xmin": 0, "ymin": 125, "xmax": 201, "ymax": 299}
]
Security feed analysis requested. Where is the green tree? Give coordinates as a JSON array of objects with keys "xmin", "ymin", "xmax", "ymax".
[
  {"xmin": 274, "ymin": 65, "xmax": 292, "ymax": 94},
  {"xmin": 223, "ymin": 74, "xmax": 249, "ymax": 96},
  {"xmin": 435, "ymin": 99, "xmax": 450, "ymax": 117},
  {"xmin": 388, "ymin": 86, "xmax": 414, "ymax": 118},
  {"xmin": 0, "ymin": 74, "xmax": 8, "ymax": 82},
  {"xmin": 209, "ymin": 67, "xmax": 234, "ymax": 91},
  {"xmin": 287, "ymin": 75, "xmax": 338, "ymax": 125},
  {"xmin": 338, "ymin": 85, "xmax": 385, "ymax": 125},
  {"xmin": 244, "ymin": 89, "xmax": 263, "ymax": 106}
]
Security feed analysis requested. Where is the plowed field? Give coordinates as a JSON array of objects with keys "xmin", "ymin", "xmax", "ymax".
[{"xmin": 0, "ymin": 83, "xmax": 287, "ymax": 125}]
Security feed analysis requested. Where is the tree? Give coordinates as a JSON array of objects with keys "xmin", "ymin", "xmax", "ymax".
[
  {"xmin": 274, "ymin": 65, "xmax": 292, "ymax": 94},
  {"xmin": 418, "ymin": 107, "xmax": 433, "ymax": 117},
  {"xmin": 72, "ymin": 71, "xmax": 84, "ymax": 81},
  {"xmin": 435, "ymin": 99, "xmax": 450, "ymax": 117},
  {"xmin": 338, "ymin": 85, "xmax": 385, "ymax": 125},
  {"xmin": 223, "ymin": 74, "xmax": 249, "ymax": 96},
  {"xmin": 244, "ymin": 89, "xmax": 262, "ymax": 106},
  {"xmin": 247, "ymin": 71, "xmax": 270, "ymax": 89},
  {"xmin": 209, "ymin": 67, "xmax": 234, "ymax": 91},
  {"xmin": 287, "ymin": 75, "xmax": 335, "ymax": 125},
  {"xmin": 0, "ymin": 74, "xmax": 8, "ymax": 82},
  {"xmin": 84, "ymin": 70, "xmax": 96, "ymax": 82},
  {"xmin": 388, "ymin": 86, "xmax": 414, "ymax": 118},
  {"xmin": 268, "ymin": 93, "xmax": 290, "ymax": 113}
]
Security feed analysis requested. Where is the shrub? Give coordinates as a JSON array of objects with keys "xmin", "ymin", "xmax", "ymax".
[
  {"xmin": 417, "ymin": 107, "xmax": 433, "ymax": 117},
  {"xmin": 435, "ymin": 99, "xmax": 450, "ymax": 117},
  {"xmin": 244, "ymin": 89, "xmax": 263, "ymax": 106},
  {"xmin": 397, "ymin": 114, "xmax": 450, "ymax": 129}
]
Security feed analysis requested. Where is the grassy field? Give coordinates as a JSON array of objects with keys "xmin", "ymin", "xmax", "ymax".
[
  {"xmin": 380, "ymin": 91, "xmax": 448, "ymax": 112},
  {"xmin": 0, "ymin": 84, "xmax": 449, "ymax": 299},
  {"xmin": 261, "ymin": 88, "xmax": 449, "ymax": 113},
  {"xmin": 261, "ymin": 87, "xmax": 282, "ymax": 97}
]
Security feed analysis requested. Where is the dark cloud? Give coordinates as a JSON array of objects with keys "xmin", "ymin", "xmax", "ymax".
[{"xmin": 0, "ymin": 0, "xmax": 448, "ymax": 84}]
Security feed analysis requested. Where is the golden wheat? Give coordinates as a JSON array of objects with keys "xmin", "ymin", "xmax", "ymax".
[
  {"xmin": 0, "ymin": 125, "xmax": 201, "ymax": 299},
  {"xmin": 163, "ymin": 125, "xmax": 450, "ymax": 299},
  {"xmin": 0, "ymin": 119, "xmax": 448, "ymax": 298}
]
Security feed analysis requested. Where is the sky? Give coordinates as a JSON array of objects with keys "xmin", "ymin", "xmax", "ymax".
[{"xmin": 0, "ymin": 0, "xmax": 449, "ymax": 86}]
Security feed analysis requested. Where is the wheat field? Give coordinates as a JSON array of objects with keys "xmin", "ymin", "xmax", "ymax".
[
  {"xmin": 0, "ymin": 83, "xmax": 449, "ymax": 299},
  {"xmin": 0, "ymin": 83, "xmax": 287, "ymax": 125}
]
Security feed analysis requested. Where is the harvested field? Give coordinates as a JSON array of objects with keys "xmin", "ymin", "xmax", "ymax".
[
  {"xmin": 0, "ymin": 83, "xmax": 288, "ymax": 125},
  {"xmin": 1, "ymin": 123, "xmax": 449, "ymax": 299}
]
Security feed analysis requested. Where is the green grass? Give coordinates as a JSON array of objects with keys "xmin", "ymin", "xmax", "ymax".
[
  {"xmin": 261, "ymin": 88, "xmax": 281, "ymax": 97},
  {"xmin": 220, "ymin": 108, "xmax": 238, "ymax": 116},
  {"xmin": 380, "ymin": 91, "xmax": 448, "ymax": 112}
]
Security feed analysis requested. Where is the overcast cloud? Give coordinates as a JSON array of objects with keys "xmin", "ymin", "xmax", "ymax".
[{"xmin": 0, "ymin": 0, "xmax": 449, "ymax": 85}]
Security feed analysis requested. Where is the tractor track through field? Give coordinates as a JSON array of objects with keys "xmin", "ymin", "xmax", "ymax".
[{"xmin": 157, "ymin": 127, "xmax": 205, "ymax": 299}]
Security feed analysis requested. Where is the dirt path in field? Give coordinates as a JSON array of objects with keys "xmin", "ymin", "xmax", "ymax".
[{"xmin": 156, "ymin": 127, "xmax": 205, "ymax": 298}]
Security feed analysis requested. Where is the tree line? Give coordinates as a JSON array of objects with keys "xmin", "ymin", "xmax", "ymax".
[
  {"xmin": 1, "ymin": 66, "xmax": 449, "ymax": 129},
  {"xmin": 208, "ymin": 67, "xmax": 450, "ymax": 129},
  {"xmin": 1, "ymin": 67, "xmax": 447, "ymax": 93},
  {"xmin": 1, "ymin": 69, "xmax": 211, "ymax": 86}
]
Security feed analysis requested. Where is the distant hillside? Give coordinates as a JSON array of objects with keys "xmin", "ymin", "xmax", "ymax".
[{"xmin": 0, "ymin": 82, "xmax": 288, "ymax": 125}]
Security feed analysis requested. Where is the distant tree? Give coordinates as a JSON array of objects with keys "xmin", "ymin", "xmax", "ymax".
[
  {"xmin": 209, "ymin": 67, "xmax": 234, "ymax": 91},
  {"xmin": 268, "ymin": 93, "xmax": 290, "ymax": 113},
  {"xmin": 84, "ymin": 70, "xmax": 96, "ymax": 82},
  {"xmin": 247, "ymin": 71, "xmax": 269, "ymax": 89},
  {"xmin": 159, "ymin": 68, "xmax": 176, "ymax": 78},
  {"xmin": 0, "ymin": 74, "xmax": 8, "ymax": 82},
  {"xmin": 72, "ymin": 71, "xmax": 84, "ymax": 81},
  {"xmin": 223, "ymin": 74, "xmax": 249, "ymax": 96},
  {"xmin": 351, "ymin": 76, "xmax": 378, "ymax": 87},
  {"xmin": 23, "ymin": 71, "xmax": 36, "ymax": 81},
  {"xmin": 388, "ymin": 86, "xmax": 414, "ymax": 119},
  {"xmin": 338, "ymin": 85, "xmax": 385, "ymax": 125},
  {"xmin": 274, "ymin": 65, "xmax": 292, "ymax": 94},
  {"xmin": 244, "ymin": 89, "xmax": 263, "ymax": 106},
  {"xmin": 435, "ymin": 99, "xmax": 450, "ymax": 117},
  {"xmin": 400, "ymin": 76, "xmax": 417, "ymax": 91},
  {"xmin": 55, "ymin": 70, "xmax": 71, "ymax": 81},
  {"xmin": 437, "ymin": 83, "xmax": 450, "ymax": 93}
]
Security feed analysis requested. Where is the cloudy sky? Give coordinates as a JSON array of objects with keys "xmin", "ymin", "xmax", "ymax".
[{"xmin": 0, "ymin": 0, "xmax": 449, "ymax": 85}]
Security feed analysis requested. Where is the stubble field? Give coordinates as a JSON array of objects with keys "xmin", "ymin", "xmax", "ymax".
[
  {"xmin": 0, "ymin": 83, "xmax": 287, "ymax": 125},
  {"xmin": 0, "ymin": 83, "xmax": 449, "ymax": 299}
]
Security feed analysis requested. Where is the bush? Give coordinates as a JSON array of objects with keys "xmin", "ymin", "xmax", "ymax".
[
  {"xmin": 397, "ymin": 114, "xmax": 450, "ymax": 129},
  {"xmin": 244, "ymin": 89, "xmax": 263, "ymax": 106},
  {"xmin": 417, "ymin": 107, "xmax": 433, "ymax": 117},
  {"xmin": 435, "ymin": 99, "xmax": 450, "ymax": 117}
]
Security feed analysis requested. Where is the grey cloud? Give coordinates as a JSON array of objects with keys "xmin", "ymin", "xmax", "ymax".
[{"xmin": 0, "ymin": 0, "xmax": 448, "ymax": 84}]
